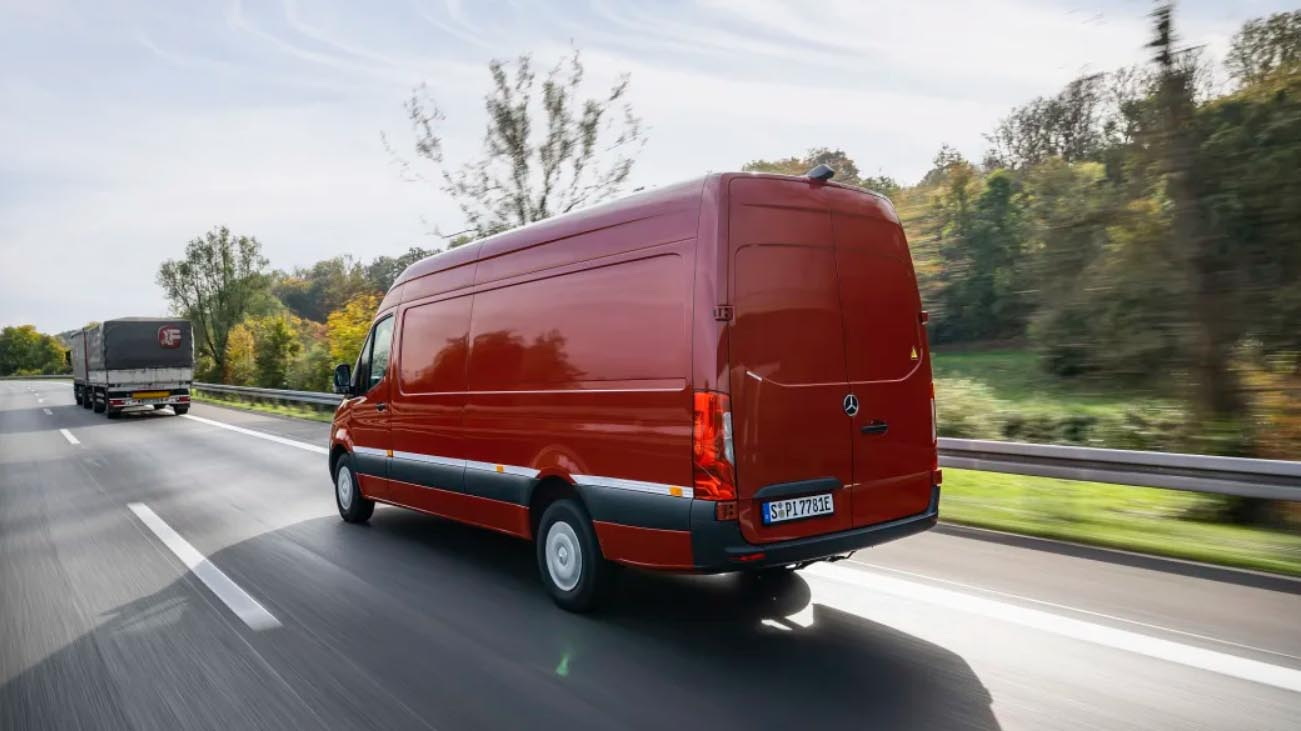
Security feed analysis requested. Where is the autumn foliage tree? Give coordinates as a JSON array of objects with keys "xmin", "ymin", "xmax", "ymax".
[{"xmin": 327, "ymin": 293, "xmax": 382, "ymax": 367}]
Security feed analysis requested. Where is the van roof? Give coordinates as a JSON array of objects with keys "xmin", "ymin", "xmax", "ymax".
[{"xmin": 390, "ymin": 172, "xmax": 894, "ymax": 290}]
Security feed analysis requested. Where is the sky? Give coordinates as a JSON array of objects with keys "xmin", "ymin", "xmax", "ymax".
[{"xmin": 0, "ymin": 0, "xmax": 1291, "ymax": 333}]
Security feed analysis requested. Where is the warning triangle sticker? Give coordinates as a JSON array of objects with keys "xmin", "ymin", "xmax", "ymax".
[{"xmin": 910, "ymin": 346, "xmax": 919, "ymax": 361}]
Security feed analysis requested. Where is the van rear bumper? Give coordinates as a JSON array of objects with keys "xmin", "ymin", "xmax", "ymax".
[{"xmin": 689, "ymin": 486, "xmax": 939, "ymax": 572}]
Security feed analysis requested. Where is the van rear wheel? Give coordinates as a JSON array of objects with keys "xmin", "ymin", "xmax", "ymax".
[{"xmin": 536, "ymin": 499, "xmax": 612, "ymax": 613}]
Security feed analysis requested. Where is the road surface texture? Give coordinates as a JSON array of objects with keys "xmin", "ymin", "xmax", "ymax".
[{"xmin": 2, "ymin": 379, "xmax": 1298, "ymax": 730}]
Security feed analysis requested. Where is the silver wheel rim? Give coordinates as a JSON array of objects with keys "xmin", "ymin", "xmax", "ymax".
[
  {"xmin": 337, "ymin": 466, "xmax": 354, "ymax": 511},
  {"xmin": 545, "ymin": 520, "xmax": 583, "ymax": 592}
]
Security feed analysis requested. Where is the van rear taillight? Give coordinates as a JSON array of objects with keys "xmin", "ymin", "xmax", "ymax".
[{"xmin": 692, "ymin": 391, "xmax": 736, "ymax": 501}]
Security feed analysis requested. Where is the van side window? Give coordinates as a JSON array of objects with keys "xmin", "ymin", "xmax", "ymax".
[
  {"xmin": 352, "ymin": 331, "xmax": 373, "ymax": 392},
  {"xmin": 369, "ymin": 316, "xmax": 395, "ymax": 389}
]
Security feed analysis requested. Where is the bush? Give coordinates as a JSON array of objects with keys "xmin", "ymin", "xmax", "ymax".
[
  {"xmin": 288, "ymin": 342, "xmax": 333, "ymax": 393},
  {"xmin": 936, "ymin": 376, "xmax": 1192, "ymax": 451},
  {"xmin": 935, "ymin": 378, "xmax": 1006, "ymax": 438}
]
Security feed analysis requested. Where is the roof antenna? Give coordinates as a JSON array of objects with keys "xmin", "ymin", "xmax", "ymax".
[{"xmin": 807, "ymin": 164, "xmax": 835, "ymax": 182}]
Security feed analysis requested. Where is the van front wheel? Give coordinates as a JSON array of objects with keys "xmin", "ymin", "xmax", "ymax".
[
  {"xmin": 335, "ymin": 455, "xmax": 374, "ymax": 524},
  {"xmin": 537, "ymin": 499, "xmax": 611, "ymax": 613}
]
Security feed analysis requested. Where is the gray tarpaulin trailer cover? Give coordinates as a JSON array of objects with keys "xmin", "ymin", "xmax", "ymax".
[{"xmin": 85, "ymin": 318, "xmax": 194, "ymax": 370}]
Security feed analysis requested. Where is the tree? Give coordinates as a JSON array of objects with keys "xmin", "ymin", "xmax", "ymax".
[
  {"xmin": 251, "ymin": 315, "xmax": 302, "ymax": 389},
  {"xmin": 0, "ymin": 325, "xmax": 67, "ymax": 376},
  {"xmin": 326, "ymin": 293, "xmax": 382, "ymax": 366},
  {"xmin": 929, "ymin": 162, "xmax": 1030, "ymax": 343},
  {"xmin": 386, "ymin": 48, "xmax": 645, "ymax": 239},
  {"xmin": 1147, "ymin": 3, "xmax": 1242, "ymax": 425},
  {"xmin": 365, "ymin": 246, "xmax": 437, "ymax": 293},
  {"xmin": 1226, "ymin": 11, "xmax": 1301, "ymax": 88},
  {"xmin": 222, "ymin": 323, "xmax": 256, "ymax": 385},
  {"xmin": 272, "ymin": 257, "xmax": 371, "ymax": 323},
  {"xmin": 157, "ymin": 226, "xmax": 269, "ymax": 381},
  {"xmin": 985, "ymin": 74, "xmax": 1112, "ymax": 169}
]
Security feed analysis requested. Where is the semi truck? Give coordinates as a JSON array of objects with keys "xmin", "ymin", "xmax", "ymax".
[{"xmin": 69, "ymin": 318, "xmax": 194, "ymax": 418}]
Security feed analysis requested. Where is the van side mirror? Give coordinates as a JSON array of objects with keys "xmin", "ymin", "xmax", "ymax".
[{"xmin": 333, "ymin": 364, "xmax": 352, "ymax": 395}]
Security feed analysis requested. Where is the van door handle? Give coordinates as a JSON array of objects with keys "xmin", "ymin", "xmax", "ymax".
[
  {"xmin": 860, "ymin": 421, "xmax": 888, "ymax": 436},
  {"xmin": 375, "ymin": 402, "xmax": 387, "ymax": 412}
]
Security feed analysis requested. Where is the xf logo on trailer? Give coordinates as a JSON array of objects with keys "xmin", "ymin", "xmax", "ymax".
[{"xmin": 158, "ymin": 326, "xmax": 182, "ymax": 349}]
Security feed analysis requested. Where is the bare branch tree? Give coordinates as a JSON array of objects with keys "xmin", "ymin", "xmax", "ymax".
[{"xmin": 384, "ymin": 47, "xmax": 646, "ymax": 243}]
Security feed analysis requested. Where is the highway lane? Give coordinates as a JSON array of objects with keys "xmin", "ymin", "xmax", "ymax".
[{"xmin": 1, "ymin": 379, "xmax": 1298, "ymax": 730}]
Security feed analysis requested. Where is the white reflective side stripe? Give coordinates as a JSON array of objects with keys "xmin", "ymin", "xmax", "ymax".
[
  {"xmin": 573, "ymin": 474, "xmax": 694, "ymax": 499},
  {"xmin": 359, "ymin": 447, "xmax": 540, "ymax": 479},
  {"xmin": 354, "ymin": 447, "xmax": 682, "ymax": 495},
  {"xmin": 465, "ymin": 459, "xmax": 540, "ymax": 479},
  {"xmin": 499, "ymin": 464, "xmax": 540, "ymax": 478},
  {"xmin": 392, "ymin": 450, "xmax": 464, "ymax": 468}
]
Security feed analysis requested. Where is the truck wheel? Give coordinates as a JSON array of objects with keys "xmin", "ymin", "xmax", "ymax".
[
  {"xmin": 106, "ymin": 408, "xmax": 121, "ymax": 419},
  {"xmin": 92, "ymin": 391, "xmax": 105, "ymax": 413},
  {"xmin": 335, "ymin": 455, "xmax": 374, "ymax": 524},
  {"xmin": 536, "ymin": 499, "xmax": 613, "ymax": 613},
  {"xmin": 173, "ymin": 405, "xmax": 189, "ymax": 415},
  {"xmin": 82, "ymin": 395, "xmax": 92, "ymax": 410},
  {"xmin": 74, "ymin": 388, "xmax": 83, "ymax": 406}
]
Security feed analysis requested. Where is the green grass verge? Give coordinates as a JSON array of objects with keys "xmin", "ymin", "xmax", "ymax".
[
  {"xmin": 192, "ymin": 391, "xmax": 335, "ymax": 423},
  {"xmin": 931, "ymin": 348, "xmax": 1178, "ymax": 415},
  {"xmin": 942, "ymin": 468, "xmax": 1301, "ymax": 577}
]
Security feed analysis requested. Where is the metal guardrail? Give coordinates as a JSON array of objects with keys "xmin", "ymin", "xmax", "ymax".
[
  {"xmin": 0, "ymin": 374, "xmax": 71, "ymax": 380},
  {"xmin": 939, "ymin": 438, "xmax": 1300, "ymax": 501},
  {"xmin": 193, "ymin": 382, "xmax": 343, "ymax": 407},
  {"xmin": 186, "ymin": 382, "xmax": 1299, "ymax": 500}
]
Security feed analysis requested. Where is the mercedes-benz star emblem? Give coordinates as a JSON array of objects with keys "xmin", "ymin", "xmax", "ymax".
[{"xmin": 843, "ymin": 394, "xmax": 859, "ymax": 417}]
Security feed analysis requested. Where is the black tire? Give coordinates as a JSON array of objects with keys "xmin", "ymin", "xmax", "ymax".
[
  {"xmin": 74, "ymin": 388, "xmax": 83, "ymax": 406},
  {"xmin": 173, "ymin": 405, "xmax": 189, "ymax": 415},
  {"xmin": 334, "ymin": 455, "xmax": 374, "ymax": 524},
  {"xmin": 536, "ymin": 499, "xmax": 613, "ymax": 613},
  {"xmin": 106, "ymin": 408, "xmax": 121, "ymax": 419},
  {"xmin": 92, "ymin": 391, "xmax": 105, "ymax": 413},
  {"xmin": 153, "ymin": 404, "xmax": 166, "ymax": 410},
  {"xmin": 82, "ymin": 390, "xmax": 93, "ymax": 409}
]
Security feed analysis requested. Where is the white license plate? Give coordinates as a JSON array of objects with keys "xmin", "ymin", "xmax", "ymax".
[{"xmin": 762, "ymin": 494, "xmax": 835, "ymax": 525}]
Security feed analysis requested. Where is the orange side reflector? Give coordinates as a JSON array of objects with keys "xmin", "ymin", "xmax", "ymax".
[
  {"xmin": 495, "ymin": 465, "xmax": 504, "ymax": 473},
  {"xmin": 668, "ymin": 486, "xmax": 684, "ymax": 497}
]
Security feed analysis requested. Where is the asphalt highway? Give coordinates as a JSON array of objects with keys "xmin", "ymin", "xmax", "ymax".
[{"xmin": 2, "ymin": 379, "xmax": 1298, "ymax": 730}]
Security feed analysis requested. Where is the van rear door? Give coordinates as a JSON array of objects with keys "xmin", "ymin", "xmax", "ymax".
[
  {"xmin": 728, "ymin": 179, "xmax": 854, "ymax": 544},
  {"xmin": 827, "ymin": 188, "xmax": 936, "ymax": 526}
]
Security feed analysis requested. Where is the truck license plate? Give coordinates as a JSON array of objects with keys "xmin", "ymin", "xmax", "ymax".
[{"xmin": 762, "ymin": 494, "xmax": 834, "ymax": 525}]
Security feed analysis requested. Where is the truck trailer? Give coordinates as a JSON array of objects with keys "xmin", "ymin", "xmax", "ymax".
[{"xmin": 70, "ymin": 318, "xmax": 194, "ymax": 418}]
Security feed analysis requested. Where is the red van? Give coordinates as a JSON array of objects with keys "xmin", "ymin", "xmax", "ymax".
[{"xmin": 328, "ymin": 171, "xmax": 940, "ymax": 611}]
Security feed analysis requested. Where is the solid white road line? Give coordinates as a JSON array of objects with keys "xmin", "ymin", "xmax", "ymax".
[
  {"xmin": 180, "ymin": 414, "xmax": 328, "ymax": 455},
  {"xmin": 852, "ymin": 560, "xmax": 1301, "ymax": 663},
  {"xmin": 127, "ymin": 503, "xmax": 281, "ymax": 631},
  {"xmin": 807, "ymin": 562, "xmax": 1301, "ymax": 694},
  {"xmin": 59, "ymin": 428, "xmax": 80, "ymax": 445},
  {"xmin": 42, "ymin": 408, "xmax": 52, "ymax": 416}
]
